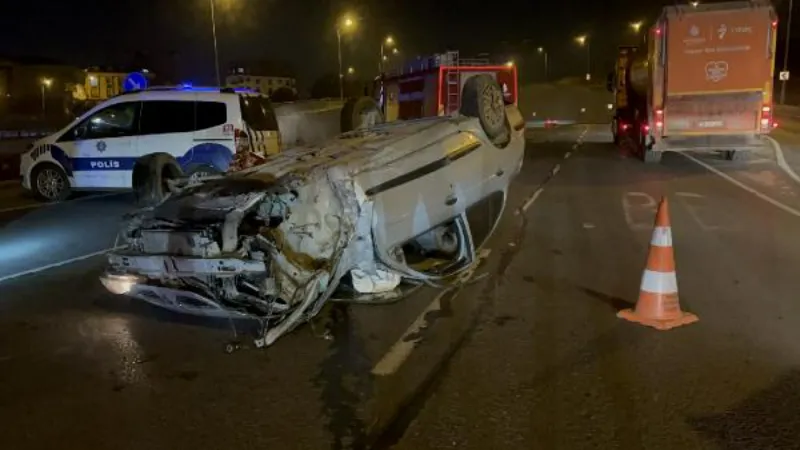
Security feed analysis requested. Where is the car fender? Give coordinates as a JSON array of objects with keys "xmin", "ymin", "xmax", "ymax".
[{"xmin": 23, "ymin": 143, "xmax": 73, "ymax": 181}]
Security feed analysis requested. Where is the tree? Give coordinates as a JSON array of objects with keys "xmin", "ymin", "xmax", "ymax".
[{"xmin": 270, "ymin": 87, "xmax": 298, "ymax": 103}]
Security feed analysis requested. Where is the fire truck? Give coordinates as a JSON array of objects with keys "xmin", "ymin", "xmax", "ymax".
[{"xmin": 375, "ymin": 50, "xmax": 518, "ymax": 122}]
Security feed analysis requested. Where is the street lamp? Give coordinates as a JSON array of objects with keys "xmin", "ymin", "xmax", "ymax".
[
  {"xmin": 209, "ymin": 0, "xmax": 222, "ymax": 86},
  {"xmin": 380, "ymin": 35, "xmax": 396, "ymax": 73},
  {"xmin": 690, "ymin": 1, "xmax": 699, "ymax": 7},
  {"xmin": 40, "ymin": 78, "xmax": 52, "ymax": 115},
  {"xmin": 347, "ymin": 67, "xmax": 355, "ymax": 75},
  {"xmin": 337, "ymin": 14, "xmax": 356, "ymax": 99},
  {"xmin": 505, "ymin": 60, "xmax": 514, "ymax": 68},
  {"xmin": 575, "ymin": 35, "xmax": 591, "ymax": 80},
  {"xmin": 631, "ymin": 21, "xmax": 643, "ymax": 33},
  {"xmin": 538, "ymin": 46, "xmax": 549, "ymax": 81}
]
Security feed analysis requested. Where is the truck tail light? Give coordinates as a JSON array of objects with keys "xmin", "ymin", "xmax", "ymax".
[
  {"xmin": 655, "ymin": 109, "xmax": 664, "ymax": 130},
  {"xmin": 760, "ymin": 105, "xmax": 773, "ymax": 131}
]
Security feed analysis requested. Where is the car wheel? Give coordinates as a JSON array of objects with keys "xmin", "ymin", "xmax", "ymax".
[
  {"xmin": 132, "ymin": 153, "xmax": 183, "ymax": 207},
  {"xmin": 460, "ymin": 74, "xmax": 510, "ymax": 144},
  {"xmin": 341, "ymin": 97, "xmax": 385, "ymax": 132},
  {"xmin": 31, "ymin": 163, "xmax": 71, "ymax": 202}
]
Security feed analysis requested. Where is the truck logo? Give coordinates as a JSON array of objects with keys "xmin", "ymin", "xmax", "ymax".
[
  {"xmin": 717, "ymin": 24, "xmax": 727, "ymax": 39},
  {"xmin": 705, "ymin": 61, "xmax": 729, "ymax": 82},
  {"xmin": 690, "ymin": 25, "xmax": 700, "ymax": 37}
]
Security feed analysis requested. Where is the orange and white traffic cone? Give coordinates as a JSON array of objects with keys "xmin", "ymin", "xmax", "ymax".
[{"xmin": 618, "ymin": 197, "xmax": 699, "ymax": 330}]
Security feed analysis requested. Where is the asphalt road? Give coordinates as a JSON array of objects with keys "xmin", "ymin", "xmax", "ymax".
[
  {"xmin": 391, "ymin": 126, "xmax": 800, "ymax": 450},
  {"xmin": 1, "ymin": 125, "xmax": 800, "ymax": 449}
]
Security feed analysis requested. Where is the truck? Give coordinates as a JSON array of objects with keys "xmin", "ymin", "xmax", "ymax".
[
  {"xmin": 375, "ymin": 50, "xmax": 518, "ymax": 121},
  {"xmin": 609, "ymin": 1, "xmax": 778, "ymax": 163}
]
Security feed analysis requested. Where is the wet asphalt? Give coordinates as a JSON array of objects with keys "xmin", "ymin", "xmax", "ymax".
[{"xmin": 1, "ymin": 125, "xmax": 800, "ymax": 449}]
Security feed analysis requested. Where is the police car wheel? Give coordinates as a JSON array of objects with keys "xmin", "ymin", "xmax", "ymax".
[
  {"xmin": 31, "ymin": 163, "xmax": 71, "ymax": 202},
  {"xmin": 459, "ymin": 74, "xmax": 510, "ymax": 144}
]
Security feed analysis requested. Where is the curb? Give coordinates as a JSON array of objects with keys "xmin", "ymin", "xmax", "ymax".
[{"xmin": 766, "ymin": 135, "xmax": 800, "ymax": 185}]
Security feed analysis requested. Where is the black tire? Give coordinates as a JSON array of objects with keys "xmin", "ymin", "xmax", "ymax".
[
  {"xmin": 132, "ymin": 153, "xmax": 183, "ymax": 207},
  {"xmin": 643, "ymin": 149, "xmax": 663, "ymax": 164},
  {"xmin": 459, "ymin": 74, "xmax": 509, "ymax": 142},
  {"xmin": 723, "ymin": 150, "xmax": 749, "ymax": 162},
  {"xmin": 30, "ymin": 163, "xmax": 71, "ymax": 202},
  {"xmin": 341, "ymin": 97, "xmax": 385, "ymax": 132}
]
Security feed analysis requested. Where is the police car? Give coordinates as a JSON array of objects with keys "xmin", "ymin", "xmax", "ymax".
[{"xmin": 20, "ymin": 85, "xmax": 280, "ymax": 201}]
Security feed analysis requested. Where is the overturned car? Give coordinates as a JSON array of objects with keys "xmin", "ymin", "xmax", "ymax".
[{"xmin": 100, "ymin": 75, "xmax": 525, "ymax": 347}]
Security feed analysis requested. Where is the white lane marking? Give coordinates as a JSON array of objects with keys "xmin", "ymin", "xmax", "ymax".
[
  {"xmin": 675, "ymin": 192, "xmax": 723, "ymax": 231},
  {"xmin": 0, "ymin": 246, "xmax": 122, "ymax": 284},
  {"xmin": 572, "ymin": 143, "xmax": 578, "ymax": 150},
  {"xmin": 582, "ymin": 222, "xmax": 595, "ymax": 229},
  {"xmin": 0, "ymin": 192, "xmax": 123, "ymax": 214},
  {"xmin": 565, "ymin": 151, "xmax": 572, "ymax": 159},
  {"xmin": 681, "ymin": 152, "xmax": 800, "ymax": 218},
  {"xmin": 766, "ymin": 136, "xmax": 800, "ymax": 185},
  {"xmin": 519, "ymin": 187, "xmax": 544, "ymax": 214},
  {"xmin": 372, "ymin": 249, "xmax": 491, "ymax": 376},
  {"xmin": 622, "ymin": 192, "xmax": 658, "ymax": 231},
  {"xmin": 552, "ymin": 164, "xmax": 561, "ymax": 175}
]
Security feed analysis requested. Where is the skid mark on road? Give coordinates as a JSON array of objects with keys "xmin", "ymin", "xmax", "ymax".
[{"xmin": 681, "ymin": 152, "xmax": 800, "ymax": 218}]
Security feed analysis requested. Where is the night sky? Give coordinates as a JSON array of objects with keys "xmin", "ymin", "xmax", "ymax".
[{"xmin": 0, "ymin": 0, "xmax": 797, "ymax": 91}]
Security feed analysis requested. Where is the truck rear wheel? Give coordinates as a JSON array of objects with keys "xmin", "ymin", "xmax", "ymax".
[
  {"xmin": 643, "ymin": 149, "xmax": 663, "ymax": 164},
  {"xmin": 723, "ymin": 150, "xmax": 748, "ymax": 162}
]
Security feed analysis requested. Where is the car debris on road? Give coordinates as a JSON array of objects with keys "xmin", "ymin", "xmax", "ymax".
[{"xmin": 100, "ymin": 75, "xmax": 525, "ymax": 348}]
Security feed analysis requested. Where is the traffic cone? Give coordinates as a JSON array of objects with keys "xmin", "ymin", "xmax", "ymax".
[{"xmin": 618, "ymin": 197, "xmax": 699, "ymax": 330}]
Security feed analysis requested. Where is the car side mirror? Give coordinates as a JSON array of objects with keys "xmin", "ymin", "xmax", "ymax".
[{"xmin": 606, "ymin": 72, "xmax": 614, "ymax": 93}]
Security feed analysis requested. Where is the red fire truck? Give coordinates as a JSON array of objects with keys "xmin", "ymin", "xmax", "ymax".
[{"xmin": 375, "ymin": 50, "xmax": 518, "ymax": 122}]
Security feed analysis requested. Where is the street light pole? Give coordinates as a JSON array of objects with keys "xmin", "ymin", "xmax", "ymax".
[
  {"xmin": 210, "ymin": 0, "xmax": 221, "ymax": 86},
  {"xmin": 41, "ymin": 84, "xmax": 46, "ymax": 114},
  {"xmin": 586, "ymin": 40, "xmax": 591, "ymax": 78},
  {"xmin": 337, "ymin": 28, "xmax": 344, "ymax": 100},
  {"xmin": 781, "ymin": 0, "xmax": 793, "ymax": 105},
  {"xmin": 538, "ymin": 47, "xmax": 548, "ymax": 81}
]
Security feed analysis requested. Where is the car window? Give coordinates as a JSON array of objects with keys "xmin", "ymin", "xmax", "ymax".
[
  {"xmin": 239, "ymin": 95, "xmax": 278, "ymax": 131},
  {"xmin": 68, "ymin": 101, "xmax": 141, "ymax": 141},
  {"xmin": 140, "ymin": 101, "xmax": 195, "ymax": 135},
  {"xmin": 196, "ymin": 101, "xmax": 228, "ymax": 130}
]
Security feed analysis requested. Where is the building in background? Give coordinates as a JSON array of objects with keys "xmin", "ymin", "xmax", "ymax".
[
  {"xmin": 74, "ymin": 67, "xmax": 156, "ymax": 102},
  {"xmin": 226, "ymin": 61, "xmax": 297, "ymax": 98},
  {"xmin": 0, "ymin": 55, "xmax": 83, "ymax": 128}
]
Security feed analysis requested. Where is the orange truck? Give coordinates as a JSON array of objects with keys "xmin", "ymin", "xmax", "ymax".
[{"xmin": 609, "ymin": 1, "xmax": 778, "ymax": 163}]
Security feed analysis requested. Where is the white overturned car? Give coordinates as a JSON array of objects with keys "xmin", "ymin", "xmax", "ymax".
[{"xmin": 100, "ymin": 75, "xmax": 525, "ymax": 347}]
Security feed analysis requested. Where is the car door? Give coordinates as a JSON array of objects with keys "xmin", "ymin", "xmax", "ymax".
[
  {"xmin": 57, "ymin": 101, "xmax": 141, "ymax": 189},
  {"xmin": 137, "ymin": 99, "xmax": 197, "ymax": 182}
]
